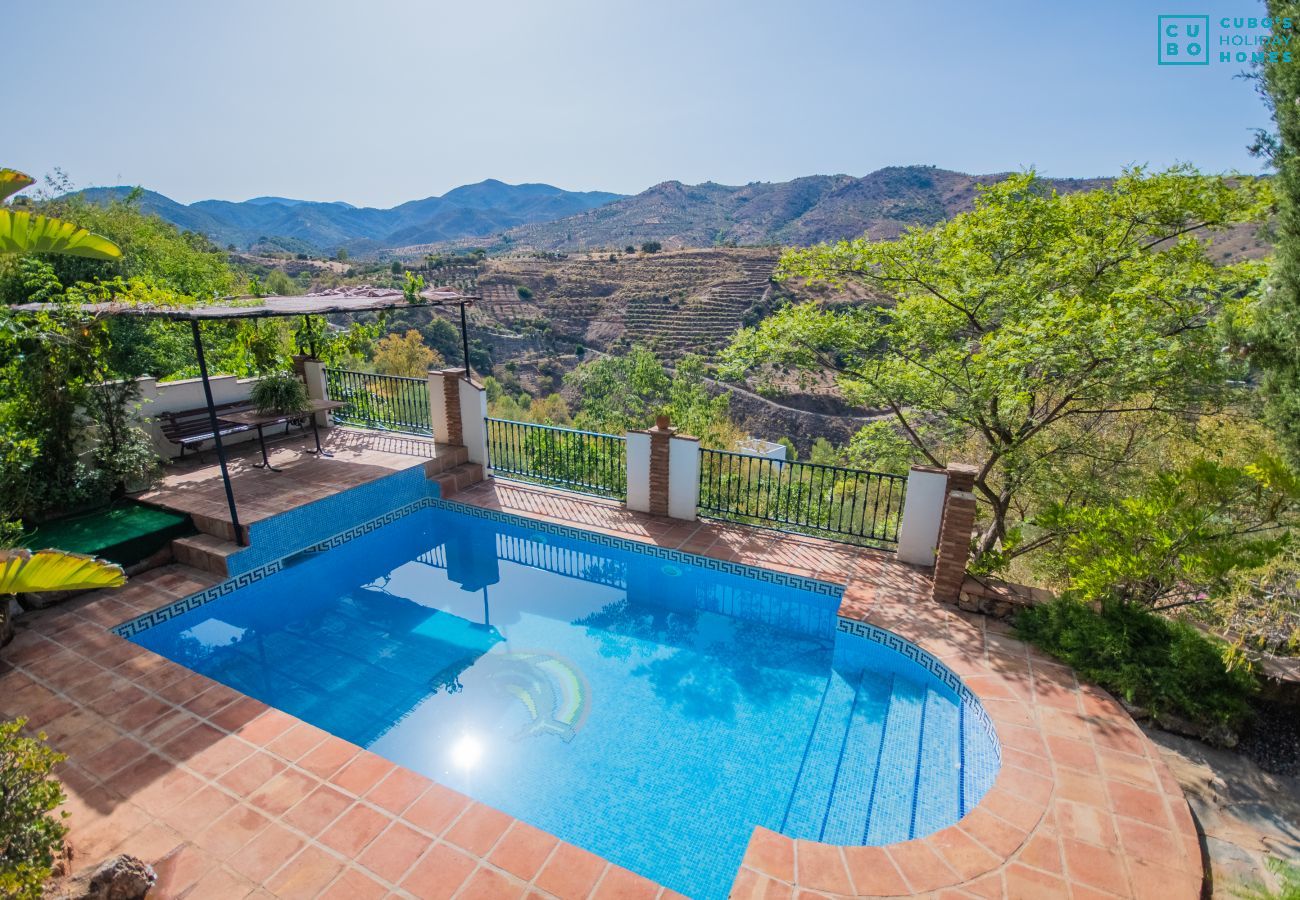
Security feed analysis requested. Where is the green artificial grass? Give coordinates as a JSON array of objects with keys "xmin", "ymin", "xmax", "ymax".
[{"xmin": 21, "ymin": 501, "xmax": 195, "ymax": 566}]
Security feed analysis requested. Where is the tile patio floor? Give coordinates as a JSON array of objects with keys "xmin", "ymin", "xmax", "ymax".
[{"xmin": 2, "ymin": 448, "xmax": 1203, "ymax": 899}]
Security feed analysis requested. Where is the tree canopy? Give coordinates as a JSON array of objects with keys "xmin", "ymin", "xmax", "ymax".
[{"xmin": 722, "ymin": 168, "xmax": 1273, "ymax": 560}]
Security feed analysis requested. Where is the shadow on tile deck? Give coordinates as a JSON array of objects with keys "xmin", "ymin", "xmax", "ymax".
[{"xmin": 1, "ymin": 469, "xmax": 1202, "ymax": 899}]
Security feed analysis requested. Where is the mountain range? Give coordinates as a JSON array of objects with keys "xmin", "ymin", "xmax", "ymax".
[
  {"xmin": 75, "ymin": 167, "xmax": 1119, "ymax": 256},
  {"xmin": 73, "ymin": 180, "xmax": 624, "ymax": 254},
  {"xmin": 470, "ymin": 167, "xmax": 1111, "ymax": 252}
]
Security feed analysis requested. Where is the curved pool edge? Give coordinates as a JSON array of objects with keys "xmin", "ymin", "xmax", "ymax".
[{"xmin": 729, "ymin": 597, "xmax": 1205, "ymax": 898}]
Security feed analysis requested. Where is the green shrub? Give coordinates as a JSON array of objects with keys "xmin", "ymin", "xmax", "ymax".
[
  {"xmin": 0, "ymin": 719, "xmax": 67, "ymax": 899},
  {"xmin": 1016, "ymin": 597, "xmax": 1256, "ymax": 733},
  {"xmin": 250, "ymin": 372, "xmax": 309, "ymax": 415},
  {"xmin": 1236, "ymin": 858, "xmax": 1300, "ymax": 900}
]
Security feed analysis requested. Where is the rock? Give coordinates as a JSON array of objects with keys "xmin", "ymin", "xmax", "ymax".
[
  {"xmin": 80, "ymin": 855, "xmax": 156, "ymax": 900},
  {"xmin": 0, "ymin": 597, "xmax": 15, "ymax": 647}
]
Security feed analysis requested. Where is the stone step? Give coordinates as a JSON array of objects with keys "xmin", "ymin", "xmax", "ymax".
[
  {"xmin": 172, "ymin": 532, "xmax": 240, "ymax": 577},
  {"xmin": 423, "ymin": 445, "xmax": 469, "ymax": 477},
  {"xmin": 189, "ymin": 512, "xmax": 248, "ymax": 545},
  {"xmin": 429, "ymin": 462, "xmax": 485, "ymax": 498}
]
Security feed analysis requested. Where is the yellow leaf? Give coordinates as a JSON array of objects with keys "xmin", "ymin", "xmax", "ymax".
[
  {"xmin": 0, "ymin": 209, "xmax": 122, "ymax": 260},
  {"xmin": 0, "ymin": 549, "xmax": 126, "ymax": 594},
  {"xmin": 0, "ymin": 168, "xmax": 35, "ymax": 203}
]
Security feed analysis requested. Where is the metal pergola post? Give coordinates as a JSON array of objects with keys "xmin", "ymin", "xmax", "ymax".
[
  {"xmin": 460, "ymin": 302, "xmax": 471, "ymax": 379},
  {"xmin": 189, "ymin": 320, "xmax": 245, "ymax": 545}
]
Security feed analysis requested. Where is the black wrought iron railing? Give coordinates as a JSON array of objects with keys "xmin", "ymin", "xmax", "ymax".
[
  {"xmin": 698, "ymin": 449, "xmax": 906, "ymax": 547},
  {"xmin": 325, "ymin": 368, "xmax": 431, "ymax": 435},
  {"xmin": 485, "ymin": 418, "xmax": 626, "ymax": 499}
]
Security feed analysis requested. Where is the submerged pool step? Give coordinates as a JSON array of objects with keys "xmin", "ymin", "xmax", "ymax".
[
  {"xmin": 781, "ymin": 669, "xmax": 858, "ymax": 839},
  {"xmin": 819, "ymin": 672, "xmax": 892, "ymax": 844},
  {"xmin": 911, "ymin": 686, "xmax": 961, "ymax": 838},
  {"xmin": 864, "ymin": 675, "xmax": 927, "ymax": 845}
]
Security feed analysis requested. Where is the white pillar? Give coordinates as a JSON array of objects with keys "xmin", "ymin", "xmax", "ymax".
[
  {"xmin": 625, "ymin": 431, "xmax": 651, "ymax": 513},
  {"xmin": 896, "ymin": 465, "xmax": 949, "ymax": 567},
  {"xmin": 458, "ymin": 376, "xmax": 488, "ymax": 467},
  {"xmin": 429, "ymin": 370, "xmax": 452, "ymax": 444},
  {"xmin": 667, "ymin": 436, "xmax": 700, "ymax": 521},
  {"xmin": 302, "ymin": 360, "xmax": 330, "ymax": 427}
]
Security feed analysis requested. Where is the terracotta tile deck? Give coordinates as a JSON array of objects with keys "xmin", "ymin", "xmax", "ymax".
[{"xmin": 2, "ymin": 467, "xmax": 1202, "ymax": 898}]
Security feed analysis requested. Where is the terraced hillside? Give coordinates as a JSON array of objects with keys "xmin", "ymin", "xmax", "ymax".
[{"xmin": 478, "ymin": 248, "xmax": 780, "ymax": 358}]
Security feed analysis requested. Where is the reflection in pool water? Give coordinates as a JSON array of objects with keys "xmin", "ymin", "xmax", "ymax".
[{"xmin": 131, "ymin": 504, "xmax": 998, "ymax": 899}]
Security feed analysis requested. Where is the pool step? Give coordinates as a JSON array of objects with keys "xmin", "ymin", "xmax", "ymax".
[
  {"xmin": 423, "ymin": 445, "xmax": 469, "ymax": 476},
  {"xmin": 819, "ymin": 672, "xmax": 892, "ymax": 844},
  {"xmin": 428, "ymin": 462, "xmax": 484, "ymax": 498},
  {"xmin": 864, "ymin": 675, "xmax": 927, "ymax": 844},
  {"xmin": 171, "ymin": 532, "xmax": 240, "ymax": 577},
  {"xmin": 782, "ymin": 669, "xmax": 859, "ymax": 839},
  {"xmin": 912, "ymin": 686, "xmax": 961, "ymax": 837}
]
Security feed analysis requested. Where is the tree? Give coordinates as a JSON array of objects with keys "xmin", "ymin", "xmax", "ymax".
[
  {"xmin": 722, "ymin": 169, "xmax": 1271, "ymax": 562},
  {"xmin": 336, "ymin": 248, "xmax": 349, "ymax": 262},
  {"xmin": 640, "ymin": 241, "xmax": 662, "ymax": 254},
  {"xmin": 567, "ymin": 346, "xmax": 736, "ymax": 445},
  {"xmin": 1245, "ymin": 2, "xmax": 1300, "ymax": 468},
  {"xmin": 373, "ymin": 329, "xmax": 442, "ymax": 378},
  {"xmin": 390, "ymin": 259, "xmax": 402, "ymax": 275}
]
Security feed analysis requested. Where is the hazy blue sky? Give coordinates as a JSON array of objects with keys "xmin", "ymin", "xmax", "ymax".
[{"xmin": 9, "ymin": 0, "xmax": 1275, "ymax": 207}]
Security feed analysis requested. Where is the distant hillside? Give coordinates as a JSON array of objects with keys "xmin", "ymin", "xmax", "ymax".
[
  {"xmin": 444, "ymin": 167, "xmax": 1113, "ymax": 252},
  {"xmin": 72, "ymin": 179, "xmax": 624, "ymax": 253}
]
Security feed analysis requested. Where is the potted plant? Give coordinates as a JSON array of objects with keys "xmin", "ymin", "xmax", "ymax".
[
  {"xmin": 92, "ymin": 425, "xmax": 161, "ymax": 495},
  {"xmin": 251, "ymin": 371, "xmax": 311, "ymax": 416}
]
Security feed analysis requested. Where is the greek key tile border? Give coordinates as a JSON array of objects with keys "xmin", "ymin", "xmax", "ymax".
[
  {"xmin": 836, "ymin": 616, "xmax": 1001, "ymax": 762},
  {"xmin": 114, "ymin": 491, "xmax": 848, "ymax": 638},
  {"xmin": 430, "ymin": 498, "xmax": 845, "ymax": 602},
  {"xmin": 112, "ymin": 498, "xmax": 438, "ymax": 639},
  {"xmin": 112, "ymin": 560, "xmax": 285, "ymax": 639}
]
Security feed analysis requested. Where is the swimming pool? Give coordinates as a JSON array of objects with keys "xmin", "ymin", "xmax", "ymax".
[{"xmin": 124, "ymin": 500, "xmax": 999, "ymax": 899}]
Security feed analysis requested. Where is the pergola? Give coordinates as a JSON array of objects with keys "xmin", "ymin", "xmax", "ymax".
[{"xmin": 14, "ymin": 286, "xmax": 479, "ymax": 545}]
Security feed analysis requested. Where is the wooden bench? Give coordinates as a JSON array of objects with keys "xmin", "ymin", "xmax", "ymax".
[{"xmin": 156, "ymin": 401, "xmax": 257, "ymax": 459}]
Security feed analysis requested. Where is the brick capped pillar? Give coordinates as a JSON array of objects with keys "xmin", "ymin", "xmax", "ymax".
[
  {"xmin": 647, "ymin": 417, "xmax": 674, "ymax": 518},
  {"xmin": 931, "ymin": 463, "xmax": 979, "ymax": 603},
  {"xmin": 430, "ymin": 368, "xmax": 465, "ymax": 446}
]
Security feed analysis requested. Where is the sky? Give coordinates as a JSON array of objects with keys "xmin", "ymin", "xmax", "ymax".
[{"xmin": 7, "ymin": 0, "xmax": 1278, "ymax": 207}]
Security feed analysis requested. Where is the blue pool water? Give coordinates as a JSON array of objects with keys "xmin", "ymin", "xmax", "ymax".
[{"xmin": 129, "ymin": 503, "xmax": 999, "ymax": 899}]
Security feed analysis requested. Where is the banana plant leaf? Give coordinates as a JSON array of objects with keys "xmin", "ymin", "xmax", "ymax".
[
  {"xmin": 0, "ymin": 168, "xmax": 35, "ymax": 202},
  {"xmin": 0, "ymin": 549, "xmax": 126, "ymax": 594},
  {"xmin": 0, "ymin": 209, "xmax": 122, "ymax": 260}
]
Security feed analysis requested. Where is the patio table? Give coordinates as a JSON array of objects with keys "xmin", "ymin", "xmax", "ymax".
[{"xmin": 221, "ymin": 399, "xmax": 347, "ymax": 472}]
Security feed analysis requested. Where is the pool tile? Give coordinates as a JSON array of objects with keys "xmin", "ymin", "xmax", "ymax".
[
  {"xmin": 160, "ymin": 784, "xmax": 239, "ymax": 835},
  {"xmin": 266, "ymin": 844, "xmax": 347, "ymax": 900},
  {"xmin": 218, "ymin": 751, "xmax": 286, "ymax": 796},
  {"xmin": 318, "ymin": 866, "xmax": 390, "ymax": 900},
  {"xmin": 458, "ymin": 864, "xmax": 528, "ymax": 899},
  {"xmin": 593, "ymin": 864, "xmax": 661, "ymax": 900},
  {"xmin": 152, "ymin": 842, "xmax": 220, "ymax": 898},
  {"xmin": 1002, "ymin": 862, "xmax": 1070, "ymax": 899},
  {"xmin": 886, "ymin": 839, "xmax": 961, "ymax": 893},
  {"xmin": 247, "ymin": 767, "xmax": 318, "ymax": 817},
  {"xmin": 282, "ymin": 784, "xmax": 353, "ymax": 837},
  {"xmin": 357, "ymin": 820, "xmax": 432, "ymax": 883},
  {"xmin": 298, "ymin": 735, "xmax": 359, "ymax": 779},
  {"xmin": 228, "ymin": 821, "xmax": 306, "ymax": 883},
  {"xmin": 926, "ymin": 826, "xmax": 1001, "ymax": 880},
  {"xmin": 332, "ymin": 752, "xmax": 396, "ymax": 797},
  {"xmin": 534, "ymin": 842, "xmax": 609, "ymax": 899},
  {"xmin": 488, "ymin": 821, "xmax": 559, "ymax": 881},
  {"xmin": 742, "ymin": 827, "xmax": 795, "ymax": 882},
  {"xmin": 1061, "ymin": 836, "xmax": 1131, "ymax": 896},
  {"xmin": 793, "ymin": 842, "xmax": 853, "ymax": 895},
  {"xmin": 445, "ymin": 802, "xmax": 513, "ymax": 856},
  {"xmin": 194, "ymin": 803, "xmax": 273, "ymax": 858},
  {"xmin": 184, "ymin": 863, "xmax": 259, "ymax": 900},
  {"xmin": 319, "ymin": 802, "xmax": 391, "ymax": 856},
  {"xmin": 402, "ymin": 841, "xmax": 478, "ymax": 900},
  {"xmin": 403, "ymin": 783, "xmax": 472, "ymax": 835},
  {"xmin": 266, "ymin": 722, "xmax": 328, "ymax": 761},
  {"xmin": 840, "ymin": 845, "xmax": 907, "ymax": 895},
  {"xmin": 364, "ymin": 764, "xmax": 430, "ymax": 814}
]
